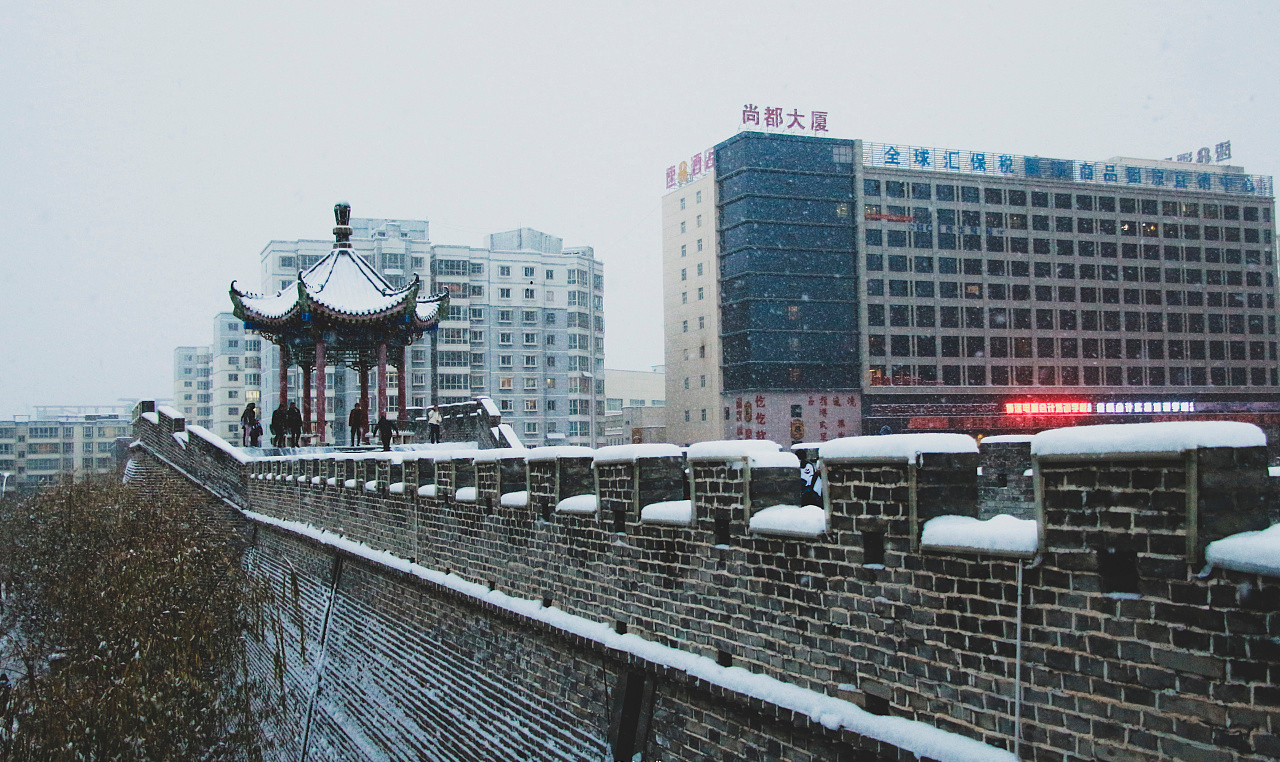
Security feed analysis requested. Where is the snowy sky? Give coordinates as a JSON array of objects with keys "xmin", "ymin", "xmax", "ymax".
[{"xmin": 1, "ymin": 0, "xmax": 1278, "ymax": 417}]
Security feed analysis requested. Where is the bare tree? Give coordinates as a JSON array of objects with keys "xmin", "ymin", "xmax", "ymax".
[{"xmin": 0, "ymin": 479, "xmax": 282, "ymax": 761}]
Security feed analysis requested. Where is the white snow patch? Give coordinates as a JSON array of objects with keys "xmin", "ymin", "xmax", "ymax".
[
  {"xmin": 326, "ymin": 477, "xmax": 338, "ymax": 486},
  {"xmin": 364, "ymin": 480, "xmax": 378, "ymax": 492},
  {"xmin": 454, "ymin": 486, "xmax": 478, "ymax": 502},
  {"xmin": 640, "ymin": 500, "xmax": 693, "ymax": 525},
  {"xmin": 478, "ymin": 396, "xmax": 501, "ymax": 418},
  {"xmin": 185, "ymin": 424, "xmax": 254, "ymax": 463},
  {"xmin": 1032, "ymin": 421, "xmax": 1265, "ymax": 458},
  {"xmin": 555, "ymin": 494, "xmax": 597, "ymax": 514},
  {"xmin": 172, "ymin": 431, "xmax": 188, "ymax": 447},
  {"xmin": 417, "ymin": 484, "xmax": 438, "ymax": 498},
  {"xmin": 526, "ymin": 445, "xmax": 595, "ymax": 463},
  {"xmin": 472, "ymin": 448, "xmax": 526, "ymax": 463},
  {"xmin": 500, "ymin": 490, "xmax": 528, "ymax": 507},
  {"xmin": 311, "ymin": 476, "xmax": 322, "ymax": 485},
  {"xmin": 594, "ymin": 443, "xmax": 683, "ymax": 465},
  {"xmin": 921, "ymin": 515, "xmax": 1039, "ymax": 555},
  {"xmin": 141, "ymin": 412, "xmax": 159, "ymax": 424},
  {"xmin": 344, "ymin": 479, "xmax": 357, "ymax": 489},
  {"xmin": 389, "ymin": 482, "xmax": 405, "ymax": 494},
  {"xmin": 239, "ymin": 509, "xmax": 1016, "ymax": 762},
  {"xmin": 1270, "ymin": 466, "xmax": 1280, "ymax": 477},
  {"xmin": 820, "ymin": 434, "xmax": 977, "ymax": 463},
  {"xmin": 687, "ymin": 439, "xmax": 783, "ymax": 463},
  {"xmin": 1207, "ymin": 524, "xmax": 1280, "ymax": 577},
  {"xmin": 748, "ymin": 504, "xmax": 827, "ymax": 538}
]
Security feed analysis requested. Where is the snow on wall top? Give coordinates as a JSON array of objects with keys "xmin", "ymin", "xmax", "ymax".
[
  {"xmin": 478, "ymin": 396, "xmax": 501, "ymax": 418},
  {"xmin": 184, "ymin": 424, "xmax": 253, "ymax": 464},
  {"xmin": 687, "ymin": 440, "xmax": 779, "ymax": 460},
  {"xmin": 1031, "ymin": 421, "xmax": 1266, "ymax": 458},
  {"xmin": 156, "ymin": 404, "xmax": 184, "ymax": 420},
  {"xmin": 820, "ymin": 433, "xmax": 978, "ymax": 463},
  {"xmin": 1206, "ymin": 525, "xmax": 1280, "ymax": 578},
  {"xmin": 472, "ymin": 448, "xmax": 527, "ymax": 464},
  {"xmin": 525, "ymin": 445, "xmax": 595, "ymax": 463},
  {"xmin": 593, "ymin": 443, "xmax": 683, "ymax": 465}
]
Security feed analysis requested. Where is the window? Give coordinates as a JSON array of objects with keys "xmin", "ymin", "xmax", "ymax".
[{"xmin": 680, "ymin": 221, "xmax": 686, "ymax": 233}]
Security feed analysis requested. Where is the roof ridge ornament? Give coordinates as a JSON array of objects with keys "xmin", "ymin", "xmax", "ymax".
[{"xmin": 334, "ymin": 201, "xmax": 352, "ymax": 249}]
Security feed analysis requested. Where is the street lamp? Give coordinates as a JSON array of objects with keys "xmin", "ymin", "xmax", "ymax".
[{"xmin": 0, "ymin": 472, "xmax": 11, "ymax": 500}]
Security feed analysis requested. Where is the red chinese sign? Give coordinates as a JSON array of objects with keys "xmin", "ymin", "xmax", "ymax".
[
  {"xmin": 742, "ymin": 105, "xmax": 828, "ymax": 133},
  {"xmin": 666, "ymin": 148, "xmax": 716, "ymax": 190}
]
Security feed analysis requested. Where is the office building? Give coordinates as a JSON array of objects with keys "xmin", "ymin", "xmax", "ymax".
[
  {"xmin": 667, "ymin": 131, "xmax": 1279, "ymax": 442},
  {"xmin": 663, "ymin": 172, "xmax": 724, "ymax": 444}
]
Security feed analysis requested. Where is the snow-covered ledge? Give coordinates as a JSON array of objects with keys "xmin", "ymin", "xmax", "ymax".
[
  {"xmin": 1031, "ymin": 421, "xmax": 1265, "ymax": 461},
  {"xmin": 748, "ymin": 504, "xmax": 827, "ymax": 538},
  {"xmin": 1206, "ymin": 525, "xmax": 1280, "ymax": 577},
  {"xmin": 819, "ymin": 433, "xmax": 978, "ymax": 464},
  {"xmin": 640, "ymin": 499, "xmax": 693, "ymax": 526},
  {"xmin": 920, "ymin": 515, "xmax": 1039, "ymax": 557},
  {"xmin": 555, "ymin": 494, "xmax": 597, "ymax": 514}
]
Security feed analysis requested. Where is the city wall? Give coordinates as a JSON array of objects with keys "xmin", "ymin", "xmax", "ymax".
[{"xmin": 130, "ymin": 402, "xmax": 1280, "ymax": 762}]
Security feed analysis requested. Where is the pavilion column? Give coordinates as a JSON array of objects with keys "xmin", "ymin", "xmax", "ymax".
[
  {"xmin": 277, "ymin": 343, "xmax": 289, "ymax": 409},
  {"xmin": 396, "ymin": 346, "xmax": 408, "ymax": 423},
  {"xmin": 301, "ymin": 365, "xmax": 313, "ymax": 438},
  {"xmin": 315, "ymin": 339, "xmax": 327, "ymax": 444},
  {"xmin": 377, "ymin": 342, "xmax": 388, "ymax": 421},
  {"xmin": 360, "ymin": 365, "xmax": 370, "ymax": 413}
]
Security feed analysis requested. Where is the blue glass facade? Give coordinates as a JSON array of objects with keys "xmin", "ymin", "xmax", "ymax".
[{"xmin": 715, "ymin": 133, "xmax": 859, "ymax": 392}]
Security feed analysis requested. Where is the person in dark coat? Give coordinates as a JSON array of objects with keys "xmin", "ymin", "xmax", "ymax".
[
  {"xmin": 287, "ymin": 402, "xmax": 303, "ymax": 448},
  {"xmin": 238, "ymin": 402, "xmax": 257, "ymax": 447},
  {"xmin": 348, "ymin": 401, "xmax": 368, "ymax": 446},
  {"xmin": 271, "ymin": 405, "xmax": 288, "ymax": 448},
  {"xmin": 798, "ymin": 456, "xmax": 823, "ymax": 507},
  {"xmin": 373, "ymin": 415, "xmax": 396, "ymax": 452},
  {"xmin": 249, "ymin": 419, "xmax": 263, "ymax": 447}
]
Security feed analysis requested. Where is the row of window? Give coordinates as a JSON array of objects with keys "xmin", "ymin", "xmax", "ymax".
[
  {"xmin": 863, "ymin": 182, "xmax": 1270, "ymax": 222},
  {"xmin": 868, "ymin": 335, "xmax": 1277, "ymax": 361},
  {"xmin": 679, "ymin": 263, "xmax": 707, "ymax": 280},
  {"xmin": 865, "ymin": 228, "xmax": 1271, "ymax": 251},
  {"xmin": 869, "ymin": 364, "xmax": 1279, "ymax": 388},
  {"xmin": 677, "ymin": 190, "xmax": 706, "ymax": 210},
  {"xmin": 867, "ymin": 307, "xmax": 1276, "ymax": 335},
  {"xmin": 868, "ymin": 209, "xmax": 1271, "ymax": 241},
  {"xmin": 869, "ymin": 248, "xmax": 1271, "ymax": 274},
  {"xmin": 679, "ymin": 239, "xmax": 707, "ymax": 257},
  {"xmin": 868, "ymin": 282, "xmax": 1274, "ymax": 311}
]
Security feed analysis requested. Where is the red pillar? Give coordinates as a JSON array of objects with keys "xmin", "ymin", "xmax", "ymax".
[
  {"xmin": 377, "ymin": 342, "xmax": 388, "ymax": 421},
  {"xmin": 302, "ymin": 365, "xmax": 312, "ymax": 439},
  {"xmin": 360, "ymin": 365, "xmax": 370, "ymax": 413},
  {"xmin": 396, "ymin": 346, "xmax": 408, "ymax": 423},
  {"xmin": 315, "ymin": 340, "xmax": 327, "ymax": 444},
  {"xmin": 277, "ymin": 343, "xmax": 289, "ymax": 409}
]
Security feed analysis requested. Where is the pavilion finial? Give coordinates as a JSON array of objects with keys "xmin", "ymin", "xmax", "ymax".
[{"xmin": 333, "ymin": 201, "xmax": 352, "ymax": 248}]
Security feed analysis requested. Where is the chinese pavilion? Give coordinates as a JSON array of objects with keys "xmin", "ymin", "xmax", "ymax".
[{"xmin": 230, "ymin": 202, "xmax": 449, "ymax": 444}]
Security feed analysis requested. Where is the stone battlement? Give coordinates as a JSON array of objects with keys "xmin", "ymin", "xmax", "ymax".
[{"xmin": 130, "ymin": 405, "xmax": 1280, "ymax": 761}]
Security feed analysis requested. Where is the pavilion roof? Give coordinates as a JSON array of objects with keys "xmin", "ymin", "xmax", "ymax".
[{"xmin": 230, "ymin": 248, "xmax": 448, "ymax": 331}]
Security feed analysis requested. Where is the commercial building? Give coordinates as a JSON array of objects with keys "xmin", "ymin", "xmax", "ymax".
[
  {"xmin": 603, "ymin": 367, "xmax": 666, "ymax": 445},
  {"xmin": 250, "ymin": 218, "xmax": 606, "ymax": 446},
  {"xmin": 662, "ymin": 172, "xmax": 724, "ymax": 444},
  {"xmin": 666, "ymin": 131, "xmax": 1279, "ymax": 442},
  {"xmin": 0, "ymin": 409, "xmax": 133, "ymax": 489}
]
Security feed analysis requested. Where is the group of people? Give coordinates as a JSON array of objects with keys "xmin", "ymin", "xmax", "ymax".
[{"xmin": 237, "ymin": 401, "xmax": 444, "ymax": 452}]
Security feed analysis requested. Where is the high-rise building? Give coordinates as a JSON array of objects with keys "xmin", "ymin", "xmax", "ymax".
[
  {"xmin": 665, "ymin": 131, "xmax": 1279, "ymax": 443},
  {"xmin": 663, "ymin": 173, "xmax": 723, "ymax": 445},
  {"xmin": 250, "ymin": 218, "xmax": 606, "ymax": 446}
]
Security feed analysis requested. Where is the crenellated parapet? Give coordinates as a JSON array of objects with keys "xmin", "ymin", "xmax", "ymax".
[{"xmin": 130, "ymin": 404, "xmax": 1280, "ymax": 762}]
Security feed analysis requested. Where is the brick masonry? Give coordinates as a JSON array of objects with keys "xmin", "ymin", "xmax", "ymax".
[{"xmin": 131, "ymin": 407, "xmax": 1280, "ymax": 762}]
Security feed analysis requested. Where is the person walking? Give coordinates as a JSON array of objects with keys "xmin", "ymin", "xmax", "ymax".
[
  {"xmin": 270, "ymin": 405, "xmax": 288, "ymax": 448},
  {"xmin": 287, "ymin": 402, "xmax": 303, "ymax": 448},
  {"xmin": 348, "ymin": 401, "xmax": 367, "ymax": 446},
  {"xmin": 427, "ymin": 404, "xmax": 443, "ymax": 444},
  {"xmin": 248, "ymin": 419, "xmax": 263, "ymax": 447},
  {"xmin": 239, "ymin": 402, "xmax": 257, "ymax": 447},
  {"xmin": 374, "ymin": 415, "xmax": 396, "ymax": 452}
]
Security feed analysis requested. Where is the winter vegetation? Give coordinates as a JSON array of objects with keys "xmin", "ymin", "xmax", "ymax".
[{"xmin": 0, "ymin": 479, "xmax": 280, "ymax": 761}]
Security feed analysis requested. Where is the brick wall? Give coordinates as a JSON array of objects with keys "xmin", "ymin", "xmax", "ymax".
[{"xmin": 134, "ymin": 406, "xmax": 1280, "ymax": 761}]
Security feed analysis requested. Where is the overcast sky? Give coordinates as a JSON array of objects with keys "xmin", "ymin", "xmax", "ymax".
[{"xmin": 1, "ymin": 0, "xmax": 1277, "ymax": 417}]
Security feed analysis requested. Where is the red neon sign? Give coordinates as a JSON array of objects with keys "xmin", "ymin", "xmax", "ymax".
[{"xmin": 1004, "ymin": 401, "xmax": 1093, "ymax": 415}]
